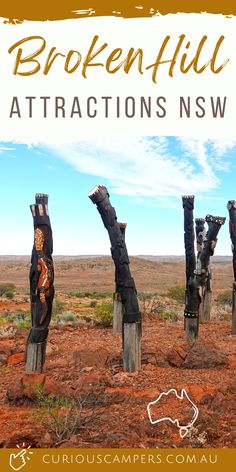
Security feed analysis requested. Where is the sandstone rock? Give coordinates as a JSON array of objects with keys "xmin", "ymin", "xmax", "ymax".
[
  {"xmin": 166, "ymin": 342, "xmax": 228, "ymax": 369},
  {"xmin": 43, "ymin": 377, "xmax": 72, "ymax": 397},
  {"xmin": 182, "ymin": 343, "xmax": 228, "ymax": 369},
  {"xmin": 7, "ymin": 352, "xmax": 25, "ymax": 366},
  {"xmin": 6, "ymin": 373, "xmax": 73, "ymax": 404},
  {"xmin": 166, "ymin": 342, "xmax": 192, "ymax": 367}
]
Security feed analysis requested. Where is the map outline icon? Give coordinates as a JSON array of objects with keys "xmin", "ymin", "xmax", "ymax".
[{"xmin": 147, "ymin": 388, "xmax": 199, "ymax": 438}]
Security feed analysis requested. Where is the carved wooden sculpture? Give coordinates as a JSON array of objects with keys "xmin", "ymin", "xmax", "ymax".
[
  {"xmin": 25, "ymin": 194, "xmax": 54, "ymax": 373},
  {"xmin": 113, "ymin": 222, "xmax": 127, "ymax": 334},
  {"xmin": 182, "ymin": 196, "xmax": 196, "ymax": 335},
  {"xmin": 183, "ymin": 209, "xmax": 225, "ymax": 341},
  {"xmin": 195, "ymin": 218, "xmax": 212, "ymax": 323},
  {"xmin": 89, "ymin": 185, "xmax": 141, "ymax": 372},
  {"xmin": 227, "ymin": 200, "xmax": 236, "ymax": 334}
]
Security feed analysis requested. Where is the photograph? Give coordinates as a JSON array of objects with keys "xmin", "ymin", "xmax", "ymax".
[{"xmin": 0, "ymin": 1, "xmax": 236, "ymax": 471}]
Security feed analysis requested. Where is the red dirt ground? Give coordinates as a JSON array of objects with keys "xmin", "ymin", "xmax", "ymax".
[
  {"xmin": 0, "ymin": 318, "xmax": 236, "ymax": 449},
  {"xmin": 0, "ymin": 256, "xmax": 235, "ymax": 449}
]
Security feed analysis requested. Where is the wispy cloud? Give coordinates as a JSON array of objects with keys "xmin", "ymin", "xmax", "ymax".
[
  {"xmin": 0, "ymin": 147, "xmax": 15, "ymax": 152},
  {"xmin": 45, "ymin": 137, "xmax": 236, "ymax": 198}
]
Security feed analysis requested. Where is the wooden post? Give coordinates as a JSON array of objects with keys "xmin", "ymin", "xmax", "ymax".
[
  {"xmin": 227, "ymin": 200, "xmax": 236, "ymax": 335},
  {"xmin": 183, "ymin": 209, "xmax": 225, "ymax": 342},
  {"xmin": 232, "ymin": 283, "xmax": 236, "ymax": 335},
  {"xmin": 25, "ymin": 194, "xmax": 54, "ymax": 373},
  {"xmin": 89, "ymin": 185, "xmax": 141, "ymax": 372},
  {"xmin": 113, "ymin": 222, "xmax": 126, "ymax": 334},
  {"xmin": 182, "ymin": 195, "xmax": 198, "ymax": 340},
  {"xmin": 123, "ymin": 322, "xmax": 141, "ymax": 372},
  {"xmin": 113, "ymin": 292, "xmax": 123, "ymax": 334},
  {"xmin": 195, "ymin": 218, "xmax": 212, "ymax": 323}
]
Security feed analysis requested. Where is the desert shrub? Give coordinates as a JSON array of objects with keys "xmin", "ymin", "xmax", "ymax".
[
  {"xmin": 158, "ymin": 309, "xmax": 179, "ymax": 322},
  {"xmin": 90, "ymin": 300, "xmax": 97, "ymax": 308},
  {"xmin": 60, "ymin": 311, "xmax": 75, "ymax": 323},
  {"xmin": 13, "ymin": 310, "xmax": 31, "ymax": 329},
  {"xmin": 4, "ymin": 291, "xmax": 14, "ymax": 299},
  {"xmin": 166, "ymin": 284, "xmax": 186, "ymax": 304},
  {"xmin": 73, "ymin": 291, "xmax": 111, "ymax": 299},
  {"xmin": 216, "ymin": 290, "xmax": 232, "ymax": 306},
  {"xmin": 0, "ymin": 283, "xmax": 15, "ymax": 297},
  {"xmin": 15, "ymin": 319, "xmax": 31, "ymax": 329},
  {"xmin": 139, "ymin": 293, "xmax": 161, "ymax": 317},
  {"xmin": 95, "ymin": 302, "xmax": 113, "ymax": 327},
  {"xmin": 52, "ymin": 299, "xmax": 65, "ymax": 315},
  {"xmin": 34, "ymin": 387, "xmax": 82, "ymax": 444}
]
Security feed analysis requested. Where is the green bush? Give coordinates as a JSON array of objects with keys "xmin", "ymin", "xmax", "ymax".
[
  {"xmin": 0, "ymin": 283, "xmax": 15, "ymax": 297},
  {"xmin": 34, "ymin": 386, "xmax": 82, "ymax": 444},
  {"xmin": 216, "ymin": 290, "xmax": 232, "ymax": 306},
  {"xmin": 73, "ymin": 291, "xmax": 111, "ymax": 299},
  {"xmin": 90, "ymin": 300, "xmax": 97, "ymax": 308},
  {"xmin": 13, "ymin": 309, "xmax": 31, "ymax": 329},
  {"xmin": 95, "ymin": 302, "xmax": 113, "ymax": 327},
  {"xmin": 159, "ymin": 310, "xmax": 179, "ymax": 322},
  {"xmin": 166, "ymin": 284, "xmax": 186, "ymax": 304},
  {"xmin": 4, "ymin": 291, "xmax": 14, "ymax": 299},
  {"xmin": 15, "ymin": 319, "xmax": 31, "ymax": 329},
  {"xmin": 60, "ymin": 312, "xmax": 75, "ymax": 323},
  {"xmin": 52, "ymin": 299, "xmax": 65, "ymax": 315}
]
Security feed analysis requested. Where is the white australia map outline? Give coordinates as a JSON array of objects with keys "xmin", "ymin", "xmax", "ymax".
[{"xmin": 147, "ymin": 388, "xmax": 199, "ymax": 438}]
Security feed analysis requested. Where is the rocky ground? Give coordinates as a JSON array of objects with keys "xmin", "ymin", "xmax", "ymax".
[
  {"xmin": 0, "ymin": 256, "xmax": 235, "ymax": 449},
  {"xmin": 0, "ymin": 316, "xmax": 236, "ymax": 449}
]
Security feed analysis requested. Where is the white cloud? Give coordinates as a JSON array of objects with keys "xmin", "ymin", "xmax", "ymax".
[
  {"xmin": 0, "ymin": 147, "xmax": 15, "ymax": 152},
  {"xmin": 45, "ymin": 136, "xmax": 236, "ymax": 198}
]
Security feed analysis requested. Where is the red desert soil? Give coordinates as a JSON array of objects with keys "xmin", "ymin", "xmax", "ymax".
[
  {"xmin": 0, "ymin": 319, "xmax": 236, "ymax": 448},
  {"xmin": 0, "ymin": 256, "xmax": 235, "ymax": 448}
]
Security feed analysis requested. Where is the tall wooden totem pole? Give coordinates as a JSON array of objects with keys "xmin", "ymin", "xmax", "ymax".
[
  {"xmin": 89, "ymin": 185, "xmax": 141, "ymax": 372},
  {"xmin": 195, "ymin": 218, "xmax": 212, "ymax": 323},
  {"xmin": 113, "ymin": 222, "xmax": 127, "ymax": 334},
  {"xmin": 182, "ymin": 196, "xmax": 197, "ymax": 338},
  {"xmin": 227, "ymin": 200, "xmax": 236, "ymax": 335},
  {"xmin": 182, "ymin": 196, "xmax": 225, "ymax": 341},
  {"xmin": 25, "ymin": 194, "xmax": 54, "ymax": 373}
]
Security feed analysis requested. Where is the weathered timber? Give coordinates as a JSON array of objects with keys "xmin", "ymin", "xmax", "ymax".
[
  {"xmin": 113, "ymin": 222, "xmax": 127, "ymax": 334},
  {"xmin": 182, "ymin": 195, "xmax": 197, "ymax": 337},
  {"xmin": 89, "ymin": 185, "xmax": 141, "ymax": 372},
  {"xmin": 195, "ymin": 218, "xmax": 212, "ymax": 323},
  {"xmin": 227, "ymin": 200, "xmax": 236, "ymax": 334},
  {"xmin": 184, "ymin": 213, "xmax": 225, "ymax": 341},
  {"xmin": 113, "ymin": 292, "xmax": 123, "ymax": 334},
  {"xmin": 123, "ymin": 322, "xmax": 141, "ymax": 372},
  {"xmin": 25, "ymin": 194, "xmax": 54, "ymax": 373}
]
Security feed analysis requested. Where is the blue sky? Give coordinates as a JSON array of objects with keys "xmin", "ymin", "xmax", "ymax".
[{"xmin": 0, "ymin": 136, "xmax": 236, "ymax": 255}]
